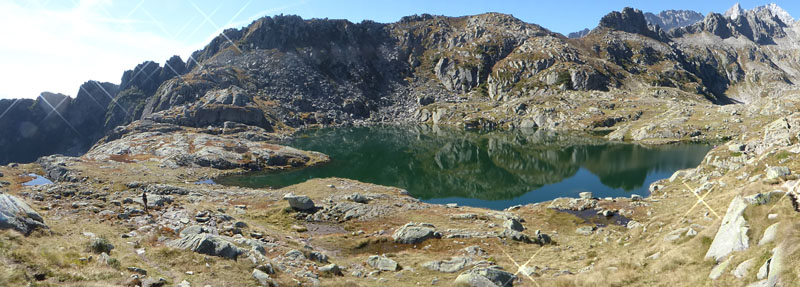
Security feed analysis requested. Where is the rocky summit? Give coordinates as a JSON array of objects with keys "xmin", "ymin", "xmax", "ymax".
[{"xmin": 2, "ymin": 3, "xmax": 800, "ymax": 287}]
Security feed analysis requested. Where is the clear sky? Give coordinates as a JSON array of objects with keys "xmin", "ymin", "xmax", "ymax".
[{"xmin": 1, "ymin": 0, "xmax": 798, "ymax": 99}]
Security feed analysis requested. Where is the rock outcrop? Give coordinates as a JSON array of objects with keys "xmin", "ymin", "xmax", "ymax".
[
  {"xmin": 168, "ymin": 233, "xmax": 245, "ymax": 259},
  {"xmin": 454, "ymin": 267, "xmax": 517, "ymax": 287},
  {"xmin": 705, "ymin": 196, "xmax": 750, "ymax": 261},
  {"xmin": 393, "ymin": 222, "xmax": 441, "ymax": 244},
  {"xmin": 0, "ymin": 192, "xmax": 47, "ymax": 235},
  {"xmin": 85, "ymin": 127, "xmax": 328, "ymax": 171}
]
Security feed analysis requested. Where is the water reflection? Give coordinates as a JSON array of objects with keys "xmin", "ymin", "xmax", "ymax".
[{"xmin": 218, "ymin": 126, "xmax": 711, "ymax": 209}]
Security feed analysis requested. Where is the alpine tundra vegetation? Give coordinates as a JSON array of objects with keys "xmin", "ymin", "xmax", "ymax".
[{"xmin": 3, "ymin": 2, "xmax": 800, "ymax": 286}]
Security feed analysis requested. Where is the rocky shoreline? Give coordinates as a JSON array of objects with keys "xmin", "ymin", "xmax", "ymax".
[{"xmin": 0, "ymin": 112, "xmax": 799, "ymax": 286}]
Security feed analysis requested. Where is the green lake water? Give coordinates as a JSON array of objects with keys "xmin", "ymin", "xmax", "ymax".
[{"xmin": 217, "ymin": 125, "xmax": 712, "ymax": 210}]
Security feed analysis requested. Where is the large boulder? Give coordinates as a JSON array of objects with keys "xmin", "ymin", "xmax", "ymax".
[
  {"xmin": 705, "ymin": 196, "xmax": 749, "ymax": 262},
  {"xmin": 252, "ymin": 268, "xmax": 276, "ymax": 286},
  {"xmin": 502, "ymin": 218, "xmax": 524, "ymax": 232},
  {"xmin": 393, "ymin": 222, "xmax": 441, "ymax": 244},
  {"xmin": 0, "ymin": 192, "xmax": 48, "ymax": 235},
  {"xmin": 168, "ymin": 233, "xmax": 244, "ymax": 259},
  {"xmin": 283, "ymin": 194, "xmax": 315, "ymax": 211},
  {"xmin": 454, "ymin": 267, "xmax": 517, "ymax": 287},
  {"xmin": 367, "ymin": 255, "xmax": 399, "ymax": 271}
]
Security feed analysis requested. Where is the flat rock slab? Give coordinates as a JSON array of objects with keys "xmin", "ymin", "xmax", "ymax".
[
  {"xmin": 705, "ymin": 196, "xmax": 749, "ymax": 262},
  {"xmin": 168, "ymin": 233, "xmax": 244, "ymax": 259},
  {"xmin": 367, "ymin": 255, "xmax": 399, "ymax": 271},
  {"xmin": 422, "ymin": 257, "xmax": 471, "ymax": 273}
]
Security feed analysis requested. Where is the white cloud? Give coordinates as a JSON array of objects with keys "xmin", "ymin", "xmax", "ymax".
[{"xmin": 0, "ymin": 0, "xmax": 196, "ymax": 99}]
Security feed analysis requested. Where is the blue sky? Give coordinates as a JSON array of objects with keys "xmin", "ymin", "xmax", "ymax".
[{"xmin": 1, "ymin": 0, "xmax": 797, "ymax": 99}]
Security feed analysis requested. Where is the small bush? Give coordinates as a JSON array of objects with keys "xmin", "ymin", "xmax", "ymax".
[
  {"xmin": 700, "ymin": 236, "xmax": 713, "ymax": 247},
  {"xmin": 107, "ymin": 258, "xmax": 121, "ymax": 269},
  {"xmin": 88, "ymin": 238, "xmax": 114, "ymax": 254}
]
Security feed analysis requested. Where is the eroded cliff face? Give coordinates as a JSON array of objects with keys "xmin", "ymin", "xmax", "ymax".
[{"xmin": 4, "ymin": 5, "xmax": 800, "ymax": 164}]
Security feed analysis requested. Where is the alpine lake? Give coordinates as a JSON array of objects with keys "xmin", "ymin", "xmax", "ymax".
[{"xmin": 217, "ymin": 125, "xmax": 712, "ymax": 210}]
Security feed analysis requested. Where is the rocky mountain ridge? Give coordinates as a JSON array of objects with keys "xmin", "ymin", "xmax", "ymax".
[
  {"xmin": 644, "ymin": 9, "xmax": 705, "ymax": 32},
  {"xmin": 2, "ymin": 4, "xmax": 800, "ymax": 164}
]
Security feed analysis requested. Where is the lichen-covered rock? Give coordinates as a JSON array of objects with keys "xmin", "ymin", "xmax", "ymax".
[
  {"xmin": 367, "ymin": 255, "xmax": 399, "ymax": 271},
  {"xmin": 705, "ymin": 196, "xmax": 749, "ymax": 262},
  {"xmin": 168, "ymin": 233, "xmax": 244, "ymax": 259},
  {"xmin": 393, "ymin": 222, "xmax": 441, "ymax": 244},
  {"xmin": 422, "ymin": 257, "xmax": 471, "ymax": 273},
  {"xmin": 502, "ymin": 218, "xmax": 524, "ymax": 232},
  {"xmin": 252, "ymin": 268, "xmax": 276, "ymax": 286},
  {"xmin": 0, "ymin": 192, "xmax": 48, "ymax": 235},
  {"xmin": 283, "ymin": 194, "xmax": 315, "ymax": 211},
  {"xmin": 454, "ymin": 267, "xmax": 517, "ymax": 287},
  {"xmin": 85, "ymin": 130, "xmax": 328, "ymax": 171}
]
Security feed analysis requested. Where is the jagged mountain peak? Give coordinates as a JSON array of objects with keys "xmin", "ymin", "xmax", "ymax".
[
  {"xmin": 754, "ymin": 3, "xmax": 794, "ymax": 24},
  {"xmin": 597, "ymin": 7, "xmax": 667, "ymax": 40},
  {"xmin": 724, "ymin": 3, "xmax": 745, "ymax": 20},
  {"xmin": 725, "ymin": 2, "xmax": 793, "ymax": 24},
  {"xmin": 644, "ymin": 9, "xmax": 704, "ymax": 32}
]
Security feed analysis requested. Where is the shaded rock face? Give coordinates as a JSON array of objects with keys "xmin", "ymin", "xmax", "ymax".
[
  {"xmin": 0, "ymin": 192, "xmax": 48, "ymax": 235},
  {"xmin": 0, "ymin": 55, "xmax": 187, "ymax": 165},
  {"xmin": 148, "ymin": 86, "xmax": 272, "ymax": 131},
  {"xmin": 570, "ymin": 68, "xmax": 609, "ymax": 91},
  {"xmin": 644, "ymin": 10, "xmax": 704, "ymax": 32},
  {"xmin": 435, "ymin": 58, "xmax": 479, "ymax": 92},
  {"xmin": 0, "ymin": 83, "xmax": 116, "ymax": 164},
  {"xmin": 598, "ymin": 7, "xmax": 667, "ymax": 40}
]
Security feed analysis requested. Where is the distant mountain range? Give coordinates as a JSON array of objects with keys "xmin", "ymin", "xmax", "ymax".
[{"xmin": 569, "ymin": 8, "xmax": 706, "ymax": 38}]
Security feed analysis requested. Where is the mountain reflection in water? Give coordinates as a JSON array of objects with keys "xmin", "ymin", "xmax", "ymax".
[{"xmin": 218, "ymin": 126, "xmax": 711, "ymax": 210}]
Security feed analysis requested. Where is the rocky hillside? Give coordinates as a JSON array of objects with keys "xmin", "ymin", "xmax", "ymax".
[{"xmin": 2, "ymin": 4, "xmax": 800, "ymax": 164}]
